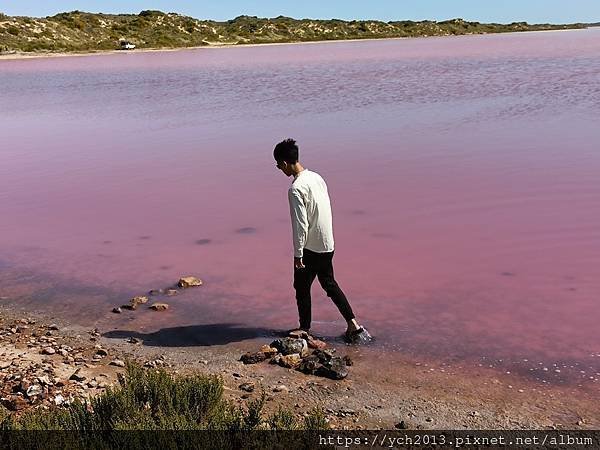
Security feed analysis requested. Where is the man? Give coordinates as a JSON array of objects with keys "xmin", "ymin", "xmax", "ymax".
[{"xmin": 273, "ymin": 138, "xmax": 371, "ymax": 343}]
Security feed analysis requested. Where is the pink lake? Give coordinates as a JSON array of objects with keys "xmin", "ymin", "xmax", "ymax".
[{"xmin": 1, "ymin": 29, "xmax": 599, "ymax": 394}]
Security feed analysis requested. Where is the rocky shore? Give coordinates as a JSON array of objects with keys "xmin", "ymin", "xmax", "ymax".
[{"xmin": 1, "ymin": 302, "xmax": 598, "ymax": 430}]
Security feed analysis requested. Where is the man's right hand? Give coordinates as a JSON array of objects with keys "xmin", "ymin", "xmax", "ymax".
[{"xmin": 294, "ymin": 257, "xmax": 305, "ymax": 269}]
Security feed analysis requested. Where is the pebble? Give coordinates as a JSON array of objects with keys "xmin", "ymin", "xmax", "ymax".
[
  {"xmin": 149, "ymin": 303, "xmax": 169, "ymax": 311},
  {"xmin": 110, "ymin": 359, "xmax": 126, "ymax": 367},
  {"xmin": 42, "ymin": 347, "xmax": 56, "ymax": 355},
  {"xmin": 273, "ymin": 384, "xmax": 289, "ymax": 393},
  {"xmin": 112, "ymin": 307, "xmax": 122, "ymax": 314},
  {"xmin": 69, "ymin": 369, "xmax": 86, "ymax": 382}
]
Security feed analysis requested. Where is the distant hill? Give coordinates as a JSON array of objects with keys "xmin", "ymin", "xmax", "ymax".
[{"xmin": 0, "ymin": 10, "xmax": 588, "ymax": 54}]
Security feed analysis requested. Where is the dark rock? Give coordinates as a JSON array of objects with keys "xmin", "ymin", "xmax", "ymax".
[
  {"xmin": 394, "ymin": 420, "xmax": 409, "ymax": 429},
  {"xmin": 297, "ymin": 355, "xmax": 322, "ymax": 375},
  {"xmin": 148, "ymin": 289, "xmax": 164, "ymax": 296},
  {"xmin": 48, "ymin": 324, "xmax": 60, "ymax": 331},
  {"xmin": 316, "ymin": 356, "xmax": 348, "ymax": 380},
  {"xmin": 342, "ymin": 355, "xmax": 354, "ymax": 366},
  {"xmin": 112, "ymin": 307, "xmax": 122, "ymax": 314},
  {"xmin": 270, "ymin": 337, "xmax": 307, "ymax": 356},
  {"xmin": 239, "ymin": 352, "xmax": 269, "ymax": 364},
  {"xmin": 127, "ymin": 337, "xmax": 141, "ymax": 344},
  {"xmin": 95, "ymin": 348, "xmax": 108, "ymax": 357},
  {"xmin": 239, "ymin": 382, "xmax": 255, "ymax": 392},
  {"xmin": 1, "ymin": 397, "xmax": 29, "ymax": 411}
]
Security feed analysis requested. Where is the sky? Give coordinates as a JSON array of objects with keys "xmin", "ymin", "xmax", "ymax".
[{"xmin": 1, "ymin": 0, "xmax": 599, "ymax": 24}]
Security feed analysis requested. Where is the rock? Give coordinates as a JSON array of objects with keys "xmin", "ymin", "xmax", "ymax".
[
  {"xmin": 0, "ymin": 361, "xmax": 12, "ymax": 370},
  {"xmin": 199, "ymin": 359, "xmax": 208, "ymax": 364},
  {"xmin": 26, "ymin": 384, "xmax": 43, "ymax": 397},
  {"xmin": 110, "ymin": 359, "xmax": 126, "ymax": 367},
  {"xmin": 288, "ymin": 330, "xmax": 309, "ymax": 339},
  {"xmin": 148, "ymin": 289, "xmax": 164, "ymax": 296},
  {"xmin": 342, "ymin": 355, "xmax": 354, "ymax": 366},
  {"xmin": 279, "ymin": 353, "xmax": 303, "ymax": 369},
  {"xmin": 240, "ymin": 352, "xmax": 269, "ymax": 365},
  {"xmin": 259, "ymin": 345, "xmax": 278, "ymax": 356},
  {"xmin": 112, "ymin": 307, "xmax": 122, "ymax": 314},
  {"xmin": 394, "ymin": 420, "xmax": 409, "ymax": 429},
  {"xmin": 166, "ymin": 289, "xmax": 178, "ymax": 296},
  {"xmin": 307, "ymin": 336, "xmax": 328, "ymax": 350},
  {"xmin": 130, "ymin": 296, "xmax": 148, "ymax": 308},
  {"xmin": 127, "ymin": 337, "xmax": 141, "ymax": 344},
  {"xmin": 316, "ymin": 356, "xmax": 348, "ymax": 380},
  {"xmin": 297, "ymin": 355, "xmax": 322, "ymax": 375},
  {"xmin": 37, "ymin": 375, "xmax": 52, "ymax": 385},
  {"xmin": 54, "ymin": 394, "xmax": 65, "ymax": 406},
  {"xmin": 178, "ymin": 276, "xmax": 203, "ymax": 288},
  {"xmin": 48, "ymin": 324, "xmax": 60, "ymax": 331},
  {"xmin": 270, "ymin": 337, "xmax": 308, "ymax": 356},
  {"xmin": 95, "ymin": 348, "xmax": 108, "ymax": 357},
  {"xmin": 121, "ymin": 304, "xmax": 136, "ymax": 311},
  {"xmin": 273, "ymin": 385, "xmax": 289, "ymax": 393},
  {"xmin": 239, "ymin": 382, "xmax": 255, "ymax": 392},
  {"xmin": 149, "ymin": 303, "xmax": 169, "ymax": 311},
  {"xmin": 232, "ymin": 372, "xmax": 243, "ymax": 378},
  {"xmin": 42, "ymin": 347, "xmax": 56, "ymax": 355},
  {"xmin": 69, "ymin": 369, "xmax": 86, "ymax": 382}
]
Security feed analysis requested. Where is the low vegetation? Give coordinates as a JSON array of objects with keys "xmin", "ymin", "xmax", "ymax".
[
  {"xmin": 0, "ymin": 10, "xmax": 587, "ymax": 54},
  {"xmin": 0, "ymin": 361, "xmax": 328, "ymax": 431}
]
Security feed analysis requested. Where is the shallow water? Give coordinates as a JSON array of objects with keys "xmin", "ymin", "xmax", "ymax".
[{"xmin": 1, "ymin": 29, "xmax": 599, "ymax": 393}]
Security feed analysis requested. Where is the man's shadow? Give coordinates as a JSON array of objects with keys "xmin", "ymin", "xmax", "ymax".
[{"xmin": 103, "ymin": 323, "xmax": 284, "ymax": 347}]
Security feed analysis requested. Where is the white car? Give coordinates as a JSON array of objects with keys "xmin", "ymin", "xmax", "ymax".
[{"xmin": 120, "ymin": 41, "xmax": 136, "ymax": 50}]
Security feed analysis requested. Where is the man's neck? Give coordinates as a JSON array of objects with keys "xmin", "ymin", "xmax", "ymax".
[{"xmin": 292, "ymin": 163, "xmax": 305, "ymax": 178}]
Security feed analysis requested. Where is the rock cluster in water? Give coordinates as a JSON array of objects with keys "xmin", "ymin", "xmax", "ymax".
[
  {"xmin": 239, "ymin": 330, "xmax": 352, "ymax": 380},
  {"xmin": 111, "ymin": 276, "xmax": 203, "ymax": 313}
]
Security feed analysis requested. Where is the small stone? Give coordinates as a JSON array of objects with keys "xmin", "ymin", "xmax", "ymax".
[
  {"xmin": 130, "ymin": 296, "xmax": 148, "ymax": 308},
  {"xmin": 149, "ymin": 303, "xmax": 169, "ymax": 311},
  {"xmin": 178, "ymin": 276, "xmax": 203, "ymax": 288},
  {"xmin": 199, "ymin": 359, "xmax": 208, "ymax": 364},
  {"xmin": 95, "ymin": 348, "xmax": 108, "ymax": 357},
  {"xmin": 112, "ymin": 307, "xmax": 122, "ymax": 314},
  {"xmin": 240, "ymin": 352, "xmax": 268, "ymax": 365},
  {"xmin": 239, "ymin": 382, "xmax": 255, "ymax": 392},
  {"xmin": 54, "ymin": 394, "xmax": 65, "ymax": 406},
  {"xmin": 288, "ymin": 330, "xmax": 309, "ymax": 339},
  {"xmin": 342, "ymin": 355, "xmax": 354, "ymax": 366},
  {"xmin": 110, "ymin": 359, "xmax": 126, "ymax": 367},
  {"xmin": 0, "ymin": 361, "xmax": 12, "ymax": 370},
  {"xmin": 26, "ymin": 384, "xmax": 43, "ymax": 397},
  {"xmin": 273, "ymin": 384, "xmax": 289, "ymax": 392},
  {"xmin": 232, "ymin": 372, "xmax": 243, "ymax": 378},
  {"xmin": 166, "ymin": 289, "xmax": 178, "ymax": 296},
  {"xmin": 42, "ymin": 347, "xmax": 56, "ymax": 355},
  {"xmin": 148, "ymin": 289, "xmax": 164, "ymax": 296},
  {"xmin": 48, "ymin": 324, "xmax": 60, "ymax": 331},
  {"xmin": 394, "ymin": 420, "xmax": 409, "ymax": 429},
  {"xmin": 127, "ymin": 337, "xmax": 141, "ymax": 344}
]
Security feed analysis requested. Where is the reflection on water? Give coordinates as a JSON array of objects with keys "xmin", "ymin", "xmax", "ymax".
[{"xmin": 1, "ymin": 29, "xmax": 599, "ymax": 394}]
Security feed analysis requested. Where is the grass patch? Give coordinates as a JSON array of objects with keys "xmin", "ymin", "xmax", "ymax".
[{"xmin": 0, "ymin": 361, "xmax": 328, "ymax": 431}]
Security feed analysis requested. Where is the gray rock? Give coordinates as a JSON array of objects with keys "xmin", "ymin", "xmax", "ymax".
[
  {"xmin": 270, "ymin": 337, "xmax": 308, "ymax": 356},
  {"xmin": 239, "ymin": 382, "xmax": 255, "ymax": 392}
]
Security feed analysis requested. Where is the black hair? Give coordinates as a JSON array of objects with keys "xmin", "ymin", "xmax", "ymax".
[{"xmin": 273, "ymin": 138, "xmax": 299, "ymax": 164}]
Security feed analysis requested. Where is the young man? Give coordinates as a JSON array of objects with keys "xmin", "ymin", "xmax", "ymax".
[{"xmin": 273, "ymin": 138, "xmax": 370, "ymax": 343}]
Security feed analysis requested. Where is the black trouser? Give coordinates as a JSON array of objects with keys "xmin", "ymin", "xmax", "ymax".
[{"xmin": 293, "ymin": 248, "xmax": 355, "ymax": 330}]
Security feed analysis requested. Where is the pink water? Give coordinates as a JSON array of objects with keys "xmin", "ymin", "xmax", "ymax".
[{"xmin": 1, "ymin": 29, "xmax": 600, "ymax": 392}]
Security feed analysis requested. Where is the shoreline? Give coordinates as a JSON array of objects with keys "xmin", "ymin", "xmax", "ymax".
[
  {"xmin": 0, "ymin": 303, "xmax": 597, "ymax": 429},
  {"xmin": 0, "ymin": 27, "xmax": 588, "ymax": 61}
]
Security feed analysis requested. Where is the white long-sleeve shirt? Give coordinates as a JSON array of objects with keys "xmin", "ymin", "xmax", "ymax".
[{"xmin": 288, "ymin": 168, "xmax": 335, "ymax": 258}]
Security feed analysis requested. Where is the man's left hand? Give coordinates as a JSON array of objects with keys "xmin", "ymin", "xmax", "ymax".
[{"xmin": 294, "ymin": 257, "xmax": 305, "ymax": 269}]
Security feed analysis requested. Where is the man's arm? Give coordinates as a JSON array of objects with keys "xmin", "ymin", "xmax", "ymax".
[{"xmin": 288, "ymin": 188, "xmax": 308, "ymax": 259}]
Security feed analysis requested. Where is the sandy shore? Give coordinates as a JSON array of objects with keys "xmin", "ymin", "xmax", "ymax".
[
  {"xmin": 0, "ymin": 303, "xmax": 597, "ymax": 429},
  {"xmin": 0, "ymin": 28, "xmax": 586, "ymax": 61}
]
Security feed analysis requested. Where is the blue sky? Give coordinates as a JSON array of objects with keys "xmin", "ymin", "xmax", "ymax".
[{"xmin": 1, "ymin": 0, "xmax": 599, "ymax": 23}]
